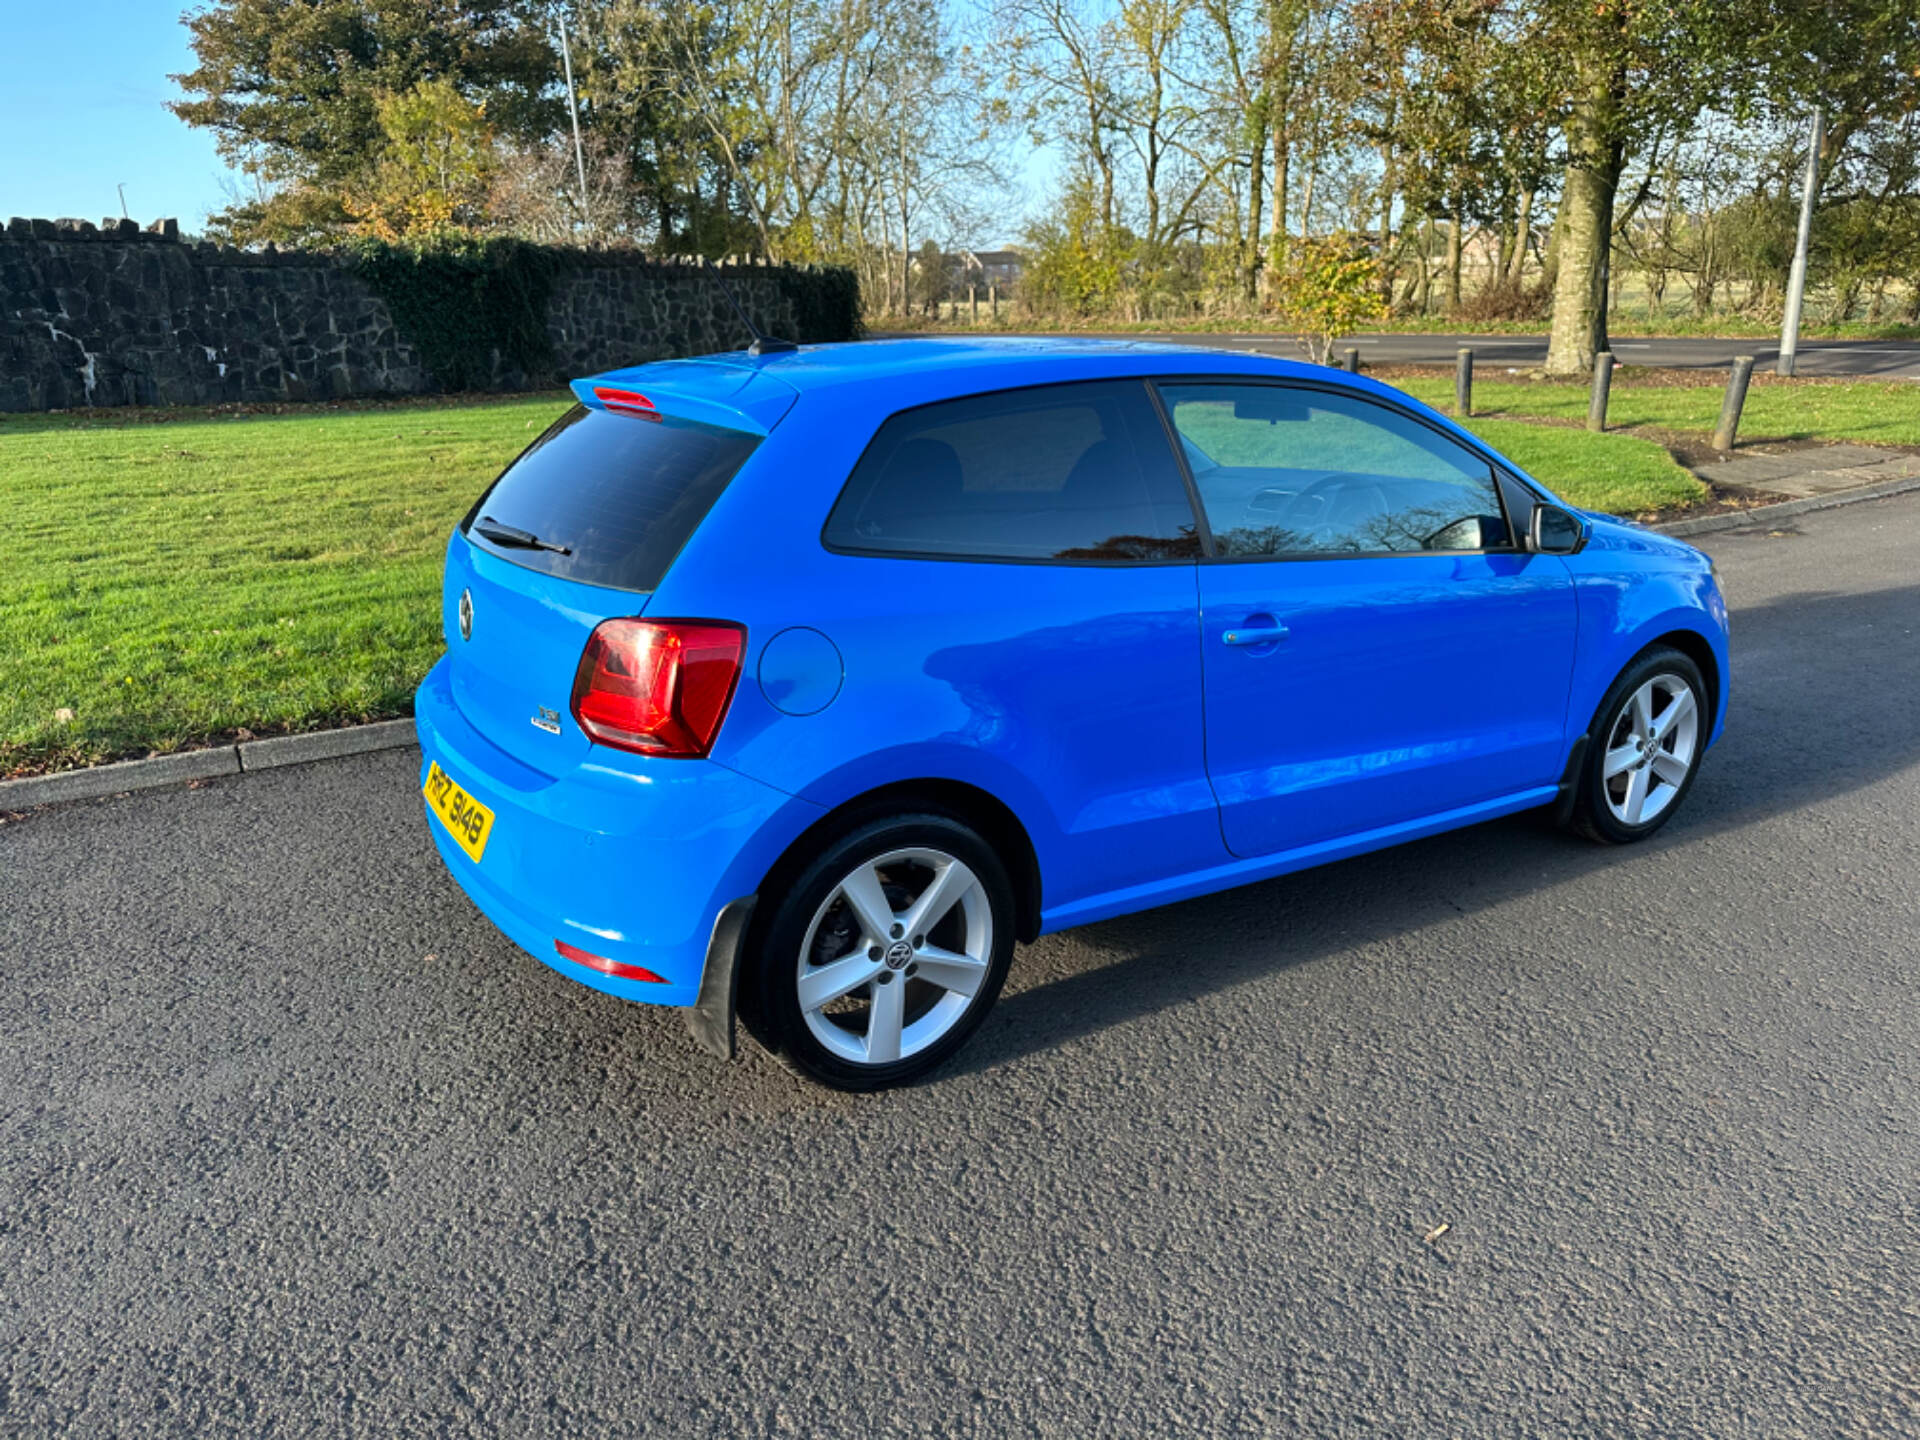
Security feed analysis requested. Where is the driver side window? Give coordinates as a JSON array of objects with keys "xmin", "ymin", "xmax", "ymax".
[{"xmin": 1157, "ymin": 383, "xmax": 1510, "ymax": 558}]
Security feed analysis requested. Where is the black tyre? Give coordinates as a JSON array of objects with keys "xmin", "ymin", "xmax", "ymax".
[
  {"xmin": 746, "ymin": 812, "xmax": 1016, "ymax": 1091},
  {"xmin": 1568, "ymin": 645, "xmax": 1709, "ymax": 845}
]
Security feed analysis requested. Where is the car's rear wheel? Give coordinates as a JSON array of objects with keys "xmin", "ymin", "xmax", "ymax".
[
  {"xmin": 1569, "ymin": 646, "xmax": 1708, "ymax": 844},
  {"xmin": 748, "ymin": 814, "xmax": 1016, "ymax": 1091}
]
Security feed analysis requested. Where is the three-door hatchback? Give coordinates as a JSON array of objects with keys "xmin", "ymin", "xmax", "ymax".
[{"xmin": 416, "ymin": 338, "xmax": 1729, "ymax": 1089}]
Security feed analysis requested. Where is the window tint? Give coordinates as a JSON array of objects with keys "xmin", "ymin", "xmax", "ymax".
[
  {"xmin": 461, "ymin": 404, "xmax": 759, "ymax": 593},
  {"xmin": 1158, "ymin": 383, "xmax": 1511, "ymax": 558},
  {"xmin": 825, "ymin": 381, "xmax": 1201, "ymax": 561}
]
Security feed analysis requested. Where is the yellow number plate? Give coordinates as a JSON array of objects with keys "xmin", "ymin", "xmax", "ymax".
[{"xmin": 423, "ymin": 761, "xmax": 494, "ymax": 863}]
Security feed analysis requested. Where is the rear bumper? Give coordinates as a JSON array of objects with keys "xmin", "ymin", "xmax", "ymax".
[{"xmin": 414, "ymin": 657, "xmax": 820, "ymax": 1008}]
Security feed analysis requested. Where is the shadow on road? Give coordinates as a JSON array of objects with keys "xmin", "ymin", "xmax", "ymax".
[{"xmin": 948, "ymin": 580, "xmax": 1920, "ymax": 1077}]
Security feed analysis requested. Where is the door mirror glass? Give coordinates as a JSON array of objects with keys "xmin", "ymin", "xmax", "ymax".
[{"xmin": 1530, "ymin": 503, "xmax": 1585, "ymax": 555}]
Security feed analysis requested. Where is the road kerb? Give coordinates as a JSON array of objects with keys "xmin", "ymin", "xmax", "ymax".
[
  {"xmin": 1655, "ymin": 472, "xmax": 1920, "ymax": 539},
  {"xmin": 2, "ymin": 720, "xmax": 421, "ymax": 813},
  {"xmin": 0, "ymin": 746, "xmax": 243, "ymax": 811},
  {"xmin": 237, "ymin": 719, "xmax": 419, "ymax": 772}
]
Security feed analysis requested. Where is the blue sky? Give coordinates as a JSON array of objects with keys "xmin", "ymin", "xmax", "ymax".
[
  {"xmin": 0, "ymin": 5, "xmax": 1042, "ymax": 242},
  {"xmin": 2, "ymin": 6, "xmax": 238, "ymax": 229}
]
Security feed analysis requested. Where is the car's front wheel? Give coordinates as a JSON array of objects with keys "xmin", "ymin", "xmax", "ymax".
[
  {"xmin": 748, "ymin": 813, "xmax": 1016, "ymax": 1091},
  {"xmin": 1570, "ymin": 646, "xmax": 1709, "ymax": 844}
]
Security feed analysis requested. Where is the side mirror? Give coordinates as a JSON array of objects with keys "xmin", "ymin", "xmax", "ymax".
[{"xmin": 1530, "ymin": 503, "xmax": 1585, "ymax": 555}]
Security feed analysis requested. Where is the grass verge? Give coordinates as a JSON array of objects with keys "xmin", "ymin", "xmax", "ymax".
[
  {"xmin": 1387, "ymin": 372, "xmax": 1920, "ymax": 449},
  {"xmin": 1, "ymin": 394, "xmax": 572, "ymax": 777},
  {"xmin": 1455, "ymin": 418, "xmax": 1703, "ymax": 514},
  {"xmin": 885, "ymin": 315, "xmax": 1920, "ymax": 342},
  {"xmin": 3, "ymin": 389, "xmax": 1698, "ymax": 776}
]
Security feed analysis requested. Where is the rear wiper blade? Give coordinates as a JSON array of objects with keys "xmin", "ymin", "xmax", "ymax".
[{"xmin": 475, "ymin": 517, "xmax": 572, "ymax": 555}]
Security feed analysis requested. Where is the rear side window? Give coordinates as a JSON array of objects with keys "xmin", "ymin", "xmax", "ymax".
[
  {"xmin": 462, "ymin": 404, "xmax": 759, "ymax": 593},
  {"xmin": 823, "ymin": 380, "xmax": 1201, "ymax": 562}
]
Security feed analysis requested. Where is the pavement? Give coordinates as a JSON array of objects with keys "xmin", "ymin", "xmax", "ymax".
[
  {"xmin": 1694, "ymin": 443, "xmax": 1920, "ymax": 501},
  {"xmin": 893, "ymin": 329, "xmax": 1920, "ymax": 379},
  {"xmin": 4, "ymin": 495, "xmax": 1919, "ymax": 1437}
]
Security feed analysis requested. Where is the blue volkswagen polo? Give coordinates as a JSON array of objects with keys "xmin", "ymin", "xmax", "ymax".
[{"xmin": 415, "ymin": 338, "xmax": 1729, "ymax": 1089}]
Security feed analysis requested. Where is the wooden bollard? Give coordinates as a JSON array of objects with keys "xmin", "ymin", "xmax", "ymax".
[
  {"xmin": 1342, "ymin": 347, "xmax": 1360, "ymax": 373},
  {"xmin": 1587, "ymin": 351, "xmax": 1614, "ymax": 432},
  {"xmin": 1713, "ymin": 356, "xmax": 1756, "ymax": 450},
  {"xmin": 1455, "ymin": 348, "xmax": 1473, "ymax": 417}
]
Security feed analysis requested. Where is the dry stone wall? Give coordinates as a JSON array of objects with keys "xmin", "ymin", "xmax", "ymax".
[{"xmin": 0, "ymin": 216, "xmax": 857, "ymax": 411}]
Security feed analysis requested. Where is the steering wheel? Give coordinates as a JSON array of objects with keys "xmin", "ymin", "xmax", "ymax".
[
  {"xmin": 1281, "ymin": 472, "xmax": 1368, "ymax": 523},
  {"xmin": 1246, "ymin": 469, "xmax": 1339, "ymax": 516}
]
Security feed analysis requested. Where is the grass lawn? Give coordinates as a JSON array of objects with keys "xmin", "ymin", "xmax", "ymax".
[
  {"xmin": 3, "ymin": 390, "xmax": 1696, "ymax": 776},
  {"xmin": 897, "ymin": 314, "xmax": 1920, "ymax": 342},
  {"xmin": 1, "ymin": 395, "xmax": 573, "ymax": 777},
  {"xmin": 1390, "ymin": 373, "xmax": 1920, "ymax": 449},
  {"xmin": 1455, "ymin": 418, "xmax": 1702, "ymax": 513}
]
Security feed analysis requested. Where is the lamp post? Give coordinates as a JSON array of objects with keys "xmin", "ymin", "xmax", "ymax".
[
  {"xmin": 1778, "ymin": 108, "xmax": 1824, "ymax": 378},
  {"xmin": 555, "ymin": 5, "xmax": 591, "ymax": 233}
]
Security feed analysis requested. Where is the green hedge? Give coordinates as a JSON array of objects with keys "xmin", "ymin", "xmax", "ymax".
[
  {"xmin": 774, "ymin": 263, "xmax": 863, "ymax": 343},
  {"xmin": 350, "ymin": 237, "xmax": 559, "ymax": 391},
  {"xmin": 349, "ymin": 238, "xmax": 861, "ymax": 390}
]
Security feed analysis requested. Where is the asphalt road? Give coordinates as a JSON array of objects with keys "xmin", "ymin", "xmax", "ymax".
[
  {"xmin": 5, "ymin": 496, "xmax": 1919, "ymax": 1438},
  {"xmin": 901, "ymin": 330, "xmax": 1920, "ymax": 379}
]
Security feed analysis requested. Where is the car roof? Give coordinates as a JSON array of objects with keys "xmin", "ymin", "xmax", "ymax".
[
  {"xmin": 586, "ymin": 335, "xmax": 1337, "ymax": 398},
  {"xmin": 578, "ymin": 337, "xmax": 1537, "ymax": 494}
]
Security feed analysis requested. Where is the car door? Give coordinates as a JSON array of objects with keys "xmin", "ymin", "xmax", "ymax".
[{"xmin": 1156, "ymin": 379, "xmax": 1578, "ymax": 859}]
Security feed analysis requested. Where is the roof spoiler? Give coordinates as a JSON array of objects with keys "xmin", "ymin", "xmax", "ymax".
[{"xmin": 571, "ymin": 360, "xmax": 799, "ymax": 435}]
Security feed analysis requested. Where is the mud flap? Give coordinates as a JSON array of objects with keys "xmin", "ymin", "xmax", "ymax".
[
  {"xmin": 1549, "ymin": 735, "xmax": 1589, "ymax": 827},
  {"xmin": 685, "ymin": 895, "xmax": 756, "ymax": 1060}
]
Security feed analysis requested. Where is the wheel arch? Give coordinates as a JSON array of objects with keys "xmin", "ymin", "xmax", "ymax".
[
  {"xmin": 750, "ymin": 777, "xmax": 1045, "ymax": 945},
  {"xmin": 1646, "ymin": 626, "xmax": 1722, "ymax": 734}
]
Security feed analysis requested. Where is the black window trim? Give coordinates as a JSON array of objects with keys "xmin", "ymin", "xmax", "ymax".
[
  {"xmin": 1148, "ymin": 374, "xmax": 1529, "ymax": 565},
  {"xmin": 817, "ymin": 377, "xmax": 1210, "ymax": 569}
]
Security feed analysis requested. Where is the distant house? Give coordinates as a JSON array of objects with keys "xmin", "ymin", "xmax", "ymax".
[
  {"xmin": 958, "ymin": 249, "xmax": 1024, "ymax": 290},
  {"xmin": 914, "ymin": 248, "xmax": 1025, "ymax": 294}
]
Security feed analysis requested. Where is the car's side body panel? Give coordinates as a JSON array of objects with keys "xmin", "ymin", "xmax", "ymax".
[
  {"xmin": 1560, "ymin": 518, "xmax": 1731, "ymax": 746},
  {"xmin": 1196, "ymin": 551, "xmax": 1579, "ymax": 857},
  {"xmin": 713, "ymin": 555, "xmax": 1226, "ymax": 915}
]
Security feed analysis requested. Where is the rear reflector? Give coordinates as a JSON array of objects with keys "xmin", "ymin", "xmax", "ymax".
[
  {"xmin": 555, "ymin": 938, "xmax": 667, "ymax": 984},
  {"xmin": 593, "ymin": 386, "xmax": 662, "ymax": 420},
  {"xmin": 571, "ymin": 618, "xmax": 745, "ymax": 758}
]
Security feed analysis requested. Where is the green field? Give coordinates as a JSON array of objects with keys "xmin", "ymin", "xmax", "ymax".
[
  {"xmin": 1, "ymin": 395, "xmax": 573, "ymax": 777},
  {"xmin": 1390, "ymin": 374, "xmax": 1920, "ymax": 449},
  {"xmin": 1455, "ymin": 418, "xmax": 1702, "ymax": 511},
  {"xmin": 3, "ymin": 391, "xmax": 1698, "ymax": 776},
  {"xmin": 1170, "ymin": 393, "xmax": 1701, "ymax": 519}
]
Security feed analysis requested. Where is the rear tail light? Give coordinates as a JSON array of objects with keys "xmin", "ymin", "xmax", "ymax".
[{"xmin": 570, "ymin": 619, "xmax": 745, "ymax": 757}]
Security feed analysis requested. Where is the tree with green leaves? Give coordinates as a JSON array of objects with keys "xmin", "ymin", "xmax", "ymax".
[
  {"xmin": 170, "ymin": 0, "xmax": 557, "ymax": 243},
  {"xmin": 1529, "ymin": 0, "xmax": 1749, "ymax": 372}
]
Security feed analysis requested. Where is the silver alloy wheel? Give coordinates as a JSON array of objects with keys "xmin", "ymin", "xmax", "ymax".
[
  {"xmin": 796, "ymin": 847, "xmax": 993, "ymax": 1067},
  {"xmin": 1601, "ymin": 673, "xmax": 1700, "ymax": 826}
]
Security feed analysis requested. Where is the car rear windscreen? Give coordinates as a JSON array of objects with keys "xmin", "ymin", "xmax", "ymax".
[{"xmin": 460, "ymin": 403, "xmax": 760, "ymax": 593}]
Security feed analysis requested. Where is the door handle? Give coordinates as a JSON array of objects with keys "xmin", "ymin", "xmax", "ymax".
[{"xmin": 1223, "ymin": 622, "xmax": 1289, "ymax": 646}]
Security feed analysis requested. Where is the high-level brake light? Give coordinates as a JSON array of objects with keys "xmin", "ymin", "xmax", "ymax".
[{"xmin": 593, "ymin": 386, "xmax": 662, "ymax": 420}]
